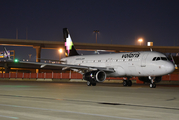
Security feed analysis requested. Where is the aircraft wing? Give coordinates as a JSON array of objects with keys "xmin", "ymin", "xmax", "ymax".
[
  {"xmin": 21, "ymin": 61, "xmax": 115, "ymax": 73},
  {"xmin": 0, "ymin": 60, "xmax": 115, "ymax": 73}
]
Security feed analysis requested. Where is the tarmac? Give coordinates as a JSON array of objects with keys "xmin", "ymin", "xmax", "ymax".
[{"xmin": 0, "ymin": 80, "xmax": 179, "ymax": 120}]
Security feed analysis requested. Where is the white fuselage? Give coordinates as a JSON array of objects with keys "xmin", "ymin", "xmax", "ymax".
[{"xmin": 61, "ymin": 51, "xmax": 175, "ymax": 77}]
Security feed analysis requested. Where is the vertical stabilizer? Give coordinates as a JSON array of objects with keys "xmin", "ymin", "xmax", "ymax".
[
  {"xmin": 3, "ymin": 47, "xmax": 11, "ymax": 60},
  {"xmin": 63, "ymin": 28, "xmax": 79, "ymax": 56}
]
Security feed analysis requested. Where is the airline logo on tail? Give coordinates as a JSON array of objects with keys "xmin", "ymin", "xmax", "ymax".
[
  {"xmin": 63, "ymin": 28, "xmax": 79, "ymax": 57},
  {"xmin": 65, "ymin": 34, "xmax": 73, "ymax": 56}
]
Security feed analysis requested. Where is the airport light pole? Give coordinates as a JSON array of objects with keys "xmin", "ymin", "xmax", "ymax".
[
  {"xmin": 138, "ymin": 38, "xmax": 143, "ymax": 46},
  {"xmin": 16, "ymin": 28, "xmax": 18, "ymax": 39},
  {"xmin": 28, "ymin": 54, "xmax": 32, "ymax": 61},
  {"xmin": 93, "ymin": 30, "xmax": 99, "ymax": 43},
  {"xmin": 59, "ymin": 48, "xmax": 63, "ymax": 61}
]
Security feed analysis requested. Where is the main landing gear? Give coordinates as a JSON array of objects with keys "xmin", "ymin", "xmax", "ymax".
[
  {"xmin": 149, "ymin": 76, "xmax": 156, "ymax": 88},
  {"xmin": 87, "ymin": 81, "xmax": 96, "ymax": 86},
  {"xmin": 123, "ymin": 77, "xmax": 132, "ymax": 86}
]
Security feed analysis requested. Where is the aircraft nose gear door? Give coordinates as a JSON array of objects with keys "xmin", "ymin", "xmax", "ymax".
[{"xmin": 141, "ymin": 53, "xmax": 149, "ymax": 67}]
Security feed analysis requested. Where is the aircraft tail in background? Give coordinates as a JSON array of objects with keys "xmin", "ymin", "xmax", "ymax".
[
  {"xmin": 63, "ymin": 28, "xmax": 79, "ymax": 57},
  {"xmin": 0, "ymin": 47, "xmax": 11, "ymax": 60}
]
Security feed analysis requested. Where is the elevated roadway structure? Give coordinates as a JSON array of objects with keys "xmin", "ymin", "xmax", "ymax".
[{"xmin": 0, "ymin": 38, "xmax": 179, "ymax": 62}]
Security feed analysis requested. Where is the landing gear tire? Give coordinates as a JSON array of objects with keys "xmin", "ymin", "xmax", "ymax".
[
  {"xmin": 87, "ymin": 81, "xmax": 91, "ymax": 86},
  {"xmin": 127, "ymin": 80, "xmax": 132, "ymax": 86},
  {"xmin": 123, "ymin": 80, "xmax": 128, "ymax": 86},
  {"xmin": 123, "ymin": 80, "xmax": 132, "ymax": 86},
  {"xmin": 149, "ymin": 76, "xmax": 156, "ymax": 88},
  {"xmin": 150, "ymin": 83, "xmax": 156, "ymax": 88}
]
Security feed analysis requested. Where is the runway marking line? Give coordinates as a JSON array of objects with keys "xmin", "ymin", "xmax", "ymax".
[
  {"xmin": 0, "ymin": 94, "xmax": 179, "ymax": 110},
  {"xmin": 0, "ymin": 104, "xmax": 141, "ymax": 120},
  {"xmin": 1, "ymin": 94, "xmax": 179, "ymax": 111},
  {"xmin": 99, "ymin": 102, "xmax": 179, "ymax": 110},
  {"xmin": 0, "ymin": 114, "xmax": 18, "ymax": 119}
]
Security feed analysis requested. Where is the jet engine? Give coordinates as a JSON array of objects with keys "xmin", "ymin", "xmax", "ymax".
[
  {"xmin": 138, "ymin": 76, "xmax": 162, "ymax": 83},
  {"xmin": 83, "ymin": 71, "xmax": 106, "ymax": 82}
]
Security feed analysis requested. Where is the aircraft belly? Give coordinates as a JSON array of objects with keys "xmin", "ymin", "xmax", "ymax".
[
  {"xmin": 147, "ymin": 65, "xmax": 165, "ymax": 76},
  {"xmin": 115, "ymin": 66, "xmax": 126, "ymax": 76},
  {"xmin": 143, "ymin": 62, "xmax": 166, "ymax": 76},
  {"xmin": 107, "ymin": 65, "xmax": 125, "ymax": 77},
  {"xmin": 128, "ymin": 66, "xmax": 138, "ymax": 76}
]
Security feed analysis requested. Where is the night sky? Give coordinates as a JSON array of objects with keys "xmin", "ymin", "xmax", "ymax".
[{"xmin": 0, "ymin": 0, "xmax": 179, "ymax": 61}]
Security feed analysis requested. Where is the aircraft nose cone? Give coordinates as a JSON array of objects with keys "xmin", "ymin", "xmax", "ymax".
[{"xmin": 166, "ymin": 62, "xmax": 175, "ymax": 74}]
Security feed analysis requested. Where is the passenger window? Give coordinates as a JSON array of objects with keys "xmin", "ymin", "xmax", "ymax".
[{"xmin": 152, "ymin": 57, "xmax": 156, "ymax": 61}]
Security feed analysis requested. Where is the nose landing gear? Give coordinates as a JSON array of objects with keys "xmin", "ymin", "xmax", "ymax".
[{"xmin": 149, "ymin": 76, "xmax": 156, "ymax": 88}]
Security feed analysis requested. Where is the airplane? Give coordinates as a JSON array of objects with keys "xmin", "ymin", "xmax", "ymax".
[
  {"xmin": 60, "ymin": 28, "xmax": 175, "ymax": 88},
  {"xmin": 1, "ymin": 28, "xmax": 175, "ymax": 88}
]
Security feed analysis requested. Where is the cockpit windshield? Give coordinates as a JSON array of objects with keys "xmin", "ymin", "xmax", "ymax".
[
  {"xmin": 152, "ymin": 57, "xmax": 156, "ymax": 61},
  {"xmin": 161, "ymin": 57, "xmax": 168, "ymax": 61},
  {"xmin": 152, "ymin": 57, "xmax": 168, "ymax": 61},
  {"xmin": 156, "ymin": 57, "xmax": 160, "ymax": 61}
]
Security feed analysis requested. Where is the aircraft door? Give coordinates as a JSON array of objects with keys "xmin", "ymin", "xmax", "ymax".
[{"xmin": 141, "ymin": 53, "xmax": 149, "ymax": 67}]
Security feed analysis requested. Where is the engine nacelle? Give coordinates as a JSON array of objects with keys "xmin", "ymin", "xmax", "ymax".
[
  {"xmin": 83, "ymin": 71, "xmax": 106, "ymax": 82},
  {"xmin": 138, "ymin": 76, "xmax": 162, "ymax": 83}
]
